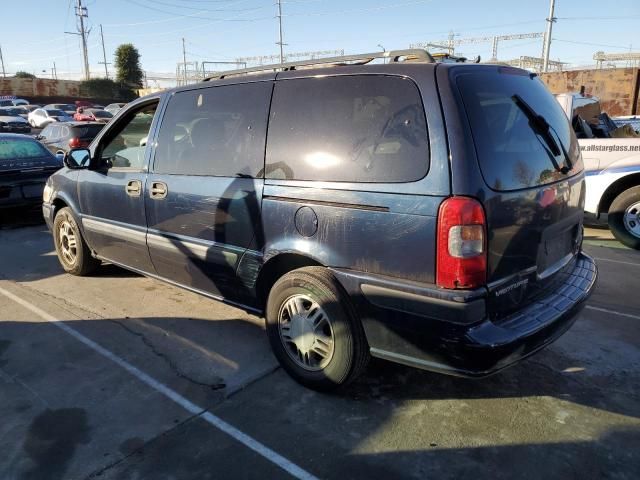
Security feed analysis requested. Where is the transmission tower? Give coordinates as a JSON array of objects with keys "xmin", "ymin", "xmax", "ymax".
[{"xmin": 411, "ymin": 32, "xmax": 544, "ymax": 61}]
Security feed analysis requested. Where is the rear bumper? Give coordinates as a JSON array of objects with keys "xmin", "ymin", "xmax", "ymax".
[
  {"xmin": 332, "ymin": 251, "xmax": 597, "ymax": 377},
  {"xmin": 0, "ymin": 183, "xmax": 45, "ymax": 209}
]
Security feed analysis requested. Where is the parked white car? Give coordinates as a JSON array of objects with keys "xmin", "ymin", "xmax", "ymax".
[
  {"xmin": 27, "ymin": 108, "xmax": 73, "ymax": 128},
  {"xmin": 556, "ymin": 93, "xmax": 640, "ymax": 249}
]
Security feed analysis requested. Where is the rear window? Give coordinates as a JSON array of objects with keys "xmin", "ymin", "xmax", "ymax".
[
  {"xmin": 266, "ymin": 75, "xmax": 429, "ymax": 183},
  {"xmin": 0, "ymin": 138, "xmax": 51, "ymax": 161},
  {"xmin": 72, "ymin": 124, "xmax": 103, "ymax": 138},
  {"xmin": 457, "ymin": 70, "xmax": 582, "ymax": 191}
]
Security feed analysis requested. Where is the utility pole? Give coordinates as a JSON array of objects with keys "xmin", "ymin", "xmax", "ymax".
[
  {"xmin": 276, "ymin": 0, "xmax": 286, "ymax": 64},
  {"xmin": 182, "ymin": 37, "xmax": 187, "ymax": 84},
  {"xmin": 98, "ymin": 24, "xmax": 110, "ymax": 78},
  {"xmin": 0, "ymin": 44, "xmax": 5, "ymax": 78},
  {"xmin": 65, "ymin": 0, "xmax": 90, "ymax": 80},
  {"xmin": 541, "ymin": 0, "xmax": 556, "ymax": 73}
]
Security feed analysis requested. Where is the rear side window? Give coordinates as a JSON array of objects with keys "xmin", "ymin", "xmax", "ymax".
[
  {"xmin": 457, "ymin": 70, "xmax": 582, "ymax": 191},
  {"xmin": 154, "ymin": 82, "xmax": 271, "ymax": 177},
  {"xmin": 266, "ymin": 75, "xmax": 429, "ymax": 183}
]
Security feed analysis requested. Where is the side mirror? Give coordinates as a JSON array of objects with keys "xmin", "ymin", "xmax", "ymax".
[
  {"xmin": 55, "ymin": 152, "xmax": 65, "ymax": 164},
  {"xmin": 34, "ymin": 135, "xmax": 43, "ymax": 140},
  {"xmin": 64, "ymin": 148, "xmax": 91, "ymax": 169}
]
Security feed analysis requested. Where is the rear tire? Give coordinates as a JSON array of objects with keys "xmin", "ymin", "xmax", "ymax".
[
  {"xmin": 608, "ymin": 186, "xmax": 640, "ymax": 250},
  {"xmin": 53, "ymin": 207, "xmax": 100, "ymax": 275},
  {"xmin": 265, "ymin": 267, "xmax": 369, "ymax": 390}
]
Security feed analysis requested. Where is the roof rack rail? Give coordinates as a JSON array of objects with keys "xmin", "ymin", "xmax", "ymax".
[{"xmin": 203, "ymin": 48, "xmax": 435, "ymax": 81}]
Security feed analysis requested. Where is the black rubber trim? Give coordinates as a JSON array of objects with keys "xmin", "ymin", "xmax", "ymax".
[
  {"xmin": 361, "ymin": 283, "xmax": 485, "ymax": 324},
  {"xmin": 263, "ymin": 195, "xmax": 390, "ymax": 212}
]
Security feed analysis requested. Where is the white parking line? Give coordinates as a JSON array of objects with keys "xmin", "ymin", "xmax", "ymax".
[
  {"xmin": 0, "ymin": 285, "xmax": 318, "ymax": 480},
  {"xmin": 586, "ymin": 305, "xmax": 640, "ymax": 321},
  {"xmin": 592, "ymin": 257, "xmax": 640, "ymax": 267}
]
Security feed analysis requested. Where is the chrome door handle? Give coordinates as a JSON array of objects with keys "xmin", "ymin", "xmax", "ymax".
[
  {"xmin": 125, "ymin": 180, "xmax": 142, "ymax": 197},
  {"xmin": 150, "ymin": 181, "xmax": 168, "ymax": 199}
]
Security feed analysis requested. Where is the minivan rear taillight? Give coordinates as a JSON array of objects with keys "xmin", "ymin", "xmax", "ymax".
[{"xmin": 436, "ymin": 197, "xmax": 487, "ymax": 289}]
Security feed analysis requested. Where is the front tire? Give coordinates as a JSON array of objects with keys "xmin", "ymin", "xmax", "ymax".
[
  {"xmin": 265, "ymin": 267, "xmax": 369, "ymax": 390},
  {"xmin": 608, "ymin": 186, "xmax": 640, "ymax": 250},
  {"xmin": 53, "ymin": 207, "xmax": 100, "ymax": 275}
]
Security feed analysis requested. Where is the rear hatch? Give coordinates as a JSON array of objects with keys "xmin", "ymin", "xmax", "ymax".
[
  {"xmin": 71, "ymin": 123, "xmax": 104, "ymax": 144},
  {"xmin": 454, "ymin": 67, "xmax": 585, "ymax": 318}
]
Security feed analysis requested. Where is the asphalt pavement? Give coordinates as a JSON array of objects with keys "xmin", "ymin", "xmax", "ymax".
[{"xmin": 0, "ymin": 212, "xmax": 638, "ymax": 480}]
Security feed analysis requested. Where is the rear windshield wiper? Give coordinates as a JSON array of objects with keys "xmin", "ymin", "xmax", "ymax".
[{"xmin": 511, "ymin": 94, "xmax": 572, "ymax": 174}]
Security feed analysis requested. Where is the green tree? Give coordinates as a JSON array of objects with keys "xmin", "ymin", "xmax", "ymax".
[
  {"xmin": 114, "ymin": 44, "xmax": 144, "ymax": 88},
  {"xmin": 80, "ymin": 78, "xmax": 119, "ymax": 99},
  {"xmin": 14, "ymin": 71, "xmax": 36, "ymax": 79}
]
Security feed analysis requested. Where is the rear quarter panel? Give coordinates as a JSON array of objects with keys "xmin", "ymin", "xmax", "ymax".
[{"xmin": 262, "ymin": 65, "xmax": 450, "ymax": 284}]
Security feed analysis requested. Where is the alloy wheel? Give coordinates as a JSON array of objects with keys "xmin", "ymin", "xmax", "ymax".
[
  {"xmin": 623, "ymin": 201, "xmax": 640, "ymax": 239},
  {"xmin": 278, "ymin": 294, "xmax": 335, "ymax": 371}
]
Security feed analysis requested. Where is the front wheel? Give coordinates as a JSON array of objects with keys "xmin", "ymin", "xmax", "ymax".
[
  {"xmin": 608, "ymin": 186, "xmax": 640, "ymax": 250},
  {"xmin": 265, "ymin": 267, "xmax": 369, "ymax": 390},
  {"xmin": 53, "ymin": 207, "xmax": 100, "ymax": 275}
]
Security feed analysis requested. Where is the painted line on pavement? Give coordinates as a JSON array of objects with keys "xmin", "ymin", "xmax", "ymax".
[
  {"xmin": 592, "ymin": 257, "xmax": 640, "ymax": 267},
  {"xmin": 586, "ymin": 305, "xmax": 640, "ymax": 321},
  {"xmin": 0, "ymin": 284, "xmax": 318, "ymax": 480}
]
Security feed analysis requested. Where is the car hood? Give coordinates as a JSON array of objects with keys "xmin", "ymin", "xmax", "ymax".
[{"xmin": 0, "ymin": 115, "xmax": 27, "ymax": 123}]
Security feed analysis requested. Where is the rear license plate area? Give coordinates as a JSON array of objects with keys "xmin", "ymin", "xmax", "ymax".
[
  {"xmin": 21, "ymin": 184, "xmax": 44, "ymax": 199},
  {"xmin": 537, "ymin": 226, "xmax": 577, "ymax": 274}
]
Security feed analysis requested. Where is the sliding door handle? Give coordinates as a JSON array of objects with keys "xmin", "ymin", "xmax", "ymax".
[{"xmin": 150, "ymin": 181, "xmax": 168, "ymax": 199}]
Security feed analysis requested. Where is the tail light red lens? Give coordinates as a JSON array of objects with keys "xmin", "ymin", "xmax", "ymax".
[
  {"xmin": 436, "ymin": 196, "xmax": 487, "ymax": 289},
  {"xmin": 68, "ymin": 137, "xmax": 87, "ymax": 148}
]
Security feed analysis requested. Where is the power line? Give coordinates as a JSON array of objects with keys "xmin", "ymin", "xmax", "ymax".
[
  {"xmin": 553, "ymin": 39, "xmax": 634, "ymax": 50},
  {"xmin": 126, "ymin": 0, "xmax": 267, "ymax": 22},
  {"xmin": 282, "ymin": 0, "xmax": 432, "ymax": 17},
  {"xmin": 138, "ymin": 0, "xmax": 263, "ymax": 13}
]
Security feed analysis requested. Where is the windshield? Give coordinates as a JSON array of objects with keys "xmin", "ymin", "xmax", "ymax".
[
  {"xmin": 457, "ymin": 69, "xmax": 583, "ymax": 191},
  {"xmin": 45, "ymin": 109, "xmax": 66, "ymax": 117}
]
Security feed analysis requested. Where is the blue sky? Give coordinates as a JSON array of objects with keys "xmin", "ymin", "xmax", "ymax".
[{"xmin": 1, "ymin": 0, "xmax": 638, "ymax": 82}]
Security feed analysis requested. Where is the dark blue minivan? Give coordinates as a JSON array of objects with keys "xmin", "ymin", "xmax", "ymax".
[{"xmin": 43, "ymin": 50, "xmax": 596, "ymax": 390}]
